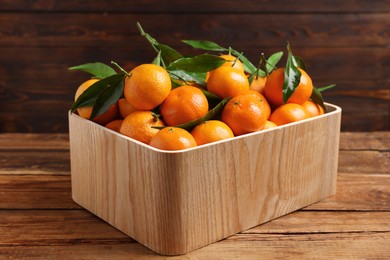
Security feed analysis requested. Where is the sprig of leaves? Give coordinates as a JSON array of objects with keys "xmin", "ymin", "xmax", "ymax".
[
  {"xmin": 282, "ymin": 42, "xmax": 302, "ymax": 104},
  {"xmin": 71, "ymin": 73, "xmax": 125, "ymax": 119},
  {"xmin": 182, "ymin": 39, "xmax": 261, "ymax": 75},
  {"xmin": 137, "ymin": 22, "xmax": 183, "ymax": 67}
]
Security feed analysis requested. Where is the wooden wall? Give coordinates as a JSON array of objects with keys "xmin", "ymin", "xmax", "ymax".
[{"xmin": 1, "ymin": 0, "xmax": 389, "ymax": 132}]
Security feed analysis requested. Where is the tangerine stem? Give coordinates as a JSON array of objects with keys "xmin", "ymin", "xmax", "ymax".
[
  {"xmin": 151, "ymin": 112, "xmax": 161, "ymax": 123},
  {"xmin": 260, "ymin": 53, "xmax": 271, "ymax": 76}
]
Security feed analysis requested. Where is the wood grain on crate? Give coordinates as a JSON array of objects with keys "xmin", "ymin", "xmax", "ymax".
[
  {"xmin": 0, "ymin": 132, "xmax": 389, "ymax": 258},
  {"xmin": 68, "ymin": 105, "xmax": 341, "ymax": 255},
  {"xmin": 0, "ymin": 0, "xmax": 389, "ymax": 133}
]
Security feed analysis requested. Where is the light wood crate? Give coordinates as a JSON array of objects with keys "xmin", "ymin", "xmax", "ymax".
[{"xmin": 69, "ymin": 103, "xmax": 341, "ymax": 255}]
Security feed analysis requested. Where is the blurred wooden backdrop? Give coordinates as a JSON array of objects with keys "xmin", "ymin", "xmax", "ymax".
[{"xmin": 0, "ymin": 0, "xmax": 389, "ymax": 132}]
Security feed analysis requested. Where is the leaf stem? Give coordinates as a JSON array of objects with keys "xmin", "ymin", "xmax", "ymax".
[
  {"xmin": 232, "ymin": 52, "xmax": 243, "ymax": 68},
  {"xmin": 111, "ymin": 61, "xmax": 131, "ymax": 77}
]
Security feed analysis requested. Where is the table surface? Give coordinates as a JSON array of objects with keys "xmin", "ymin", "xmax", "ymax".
[{"xmin": 0, "ymin": 132, "xmax": 389, "ymax": 259}]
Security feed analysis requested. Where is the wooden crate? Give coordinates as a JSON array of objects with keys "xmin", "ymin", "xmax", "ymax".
[{"xmin": 68, "ymin": 103, "xmax": 341, "ymax": 255}]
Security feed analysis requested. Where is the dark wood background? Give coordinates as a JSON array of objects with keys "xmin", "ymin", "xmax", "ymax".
[{"xmin": 1, "ymin": 0, "xmax": 389, "ymax": 132}]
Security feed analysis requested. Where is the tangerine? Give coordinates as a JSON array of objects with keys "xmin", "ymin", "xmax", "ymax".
[
  {"xmin": 149, "ymin": 127, "xmax": 197, "ymax": 151},
  {"xmin": 124, "ymin": 64, "xmax": 171, "ymax": 110},
  {"xmin": 250, "ymin": 76, "xmax": 267, "ymax": 95},
  {"xmin": 269, "ymin": 103, "xmax": 311, "ymax": 126},
  {"xmin": 302, "ymin": 100, "xmax": 324, "ymax": 117},
  {"xmin": 160, "ymin": 86, "xmax": 209, "ymax": 126},
  {"xmin": 263, "ymin": 120, "xmax": 277, "ymax": 130},
  {"xmin": 191, "ymin": 120, "xmax": 234, "ymax": 145},
  {"xmin": 246, "ymin": 90, "xmax": 271, "ymax": 119},
  {"xmin": 207, "ymin": 66, "xmax": 249, "ymax": 98},
  {"xmin": 105, "ymin": 119, "xmax": 123, "ymax": 132},
  {"xmin": 119, "ymin": 111, "xmax": 164, "ymax": 144},
  {"xmin": 221, "ymin": 94, "xmax": 267, "ymax": 136},
  {"xmin": 118, "ymin": 98, "xmax": 138, "ymax": 118},
  {"xmin": 264, "ymin": 67, "xmax": 313, "ymax": 107},
  {"xmin": 74, "ymin": 79, "xmax": 118, "ymax": 125}
]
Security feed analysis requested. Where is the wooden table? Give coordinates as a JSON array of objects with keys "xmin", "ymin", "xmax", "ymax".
[{"xmin": 1, "ymin": 132, "xmax": 389, "ymax": 259}]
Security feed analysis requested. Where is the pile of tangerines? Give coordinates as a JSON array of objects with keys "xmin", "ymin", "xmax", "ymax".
[
  {"xmin": 71, "ymin": 23, "xmax": 331, "ymax": 151},
  {"xmin": 73, "ymin": 53, "xmax": 324, "ymax": 151}
]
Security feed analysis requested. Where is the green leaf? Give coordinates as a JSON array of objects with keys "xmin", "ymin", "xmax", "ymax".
[
  {"xmin": 266, "ymin": 51, "xmax": 283, "ymax": 73},
  {"xmin": 182, "ymin": 39, "xmax": 227, "ymax": 52},
  {"xmin": 71, "ymin": 73, "xmax": 125, "ymax": 113},
  {"xmin": 317, "ymin": 84, "xmax": 336, "ymax": 92},
  {"xmin": 248, "ymin": 73, "xmax": 256, "ymax": 86},
  {"xmin": 154, "ymin": 97, "xmax": 231, "ymax": 131},
  {"xmin": 90, "ymin": 78, "xmax": 125, "ymax": 119},
  {"xmin": 282, "ymin": 43, "xmax": 302, "ymax": 104},
  {"xmin": 292, "ymin": 56, "xmax": 306, "ymax": 71},
  {"xmin": 170, "ymin": 78, "xmax": 183, "ymax": 88},
  {"xmin": 167, "ymin": 54, "xmax": 225, "ymax": 73},
  {"xmin": 152, "ymin": 51, "xmax": 162, "ymax": 65},
  {"xmin": 157, "ymin": 43, "xmax": 183, "ymax": 65},
  {"xmin": 169, "ymin": 70, "xmax": 207, "ymax": 86},
  {"xmin": 69, "ymin": 62, "xmax": 117, "ymax": 79},
  {"xmin": 311, "ymin": 86, "xmax": 327, "ymax": 113}
]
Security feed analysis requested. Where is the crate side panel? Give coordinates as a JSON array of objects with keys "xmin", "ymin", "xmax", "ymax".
[{"xmin": 174, "ymin": 108, "xmax": 341, "ymax": 253}]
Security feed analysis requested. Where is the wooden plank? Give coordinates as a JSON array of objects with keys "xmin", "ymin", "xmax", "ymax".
[
  {"xmin": 0, "ymin": 233, "xmax": 389, "ymax": 259},
  {"xmin": 0, "ymin": 210, "xmax": 389, "ymax": 258},
  {"xmin": 0, "ymin": 210, "xmax": 388, "ymax": 244},
  {"xmin": 0, "ymin": 150, "xmax": 70, "ymax": 175},
  {"xmin": 0, "ymin": 175, "xmax": 78, "ymax": 209},
  {"xmin": 0, "ymin": 210, "xmax": 131, "ymax": 244},
  {"xmin": 339, "ymin": 132, "xmax": 390, "ymax": 151},
  {"xmin": 305, "ymin": 173, "xmax": 390, "ymax": 211},
  {"xmin": 338, "ymin": 151, "xmax": 390, "ymax": 174},
  {"xmin": 1, "ymin": 13, "xmax": 389, "ymax": 48},
  {"xmin": 0, "ymin": 133, "xmax": 69, "ymax": 150},
  {"xmin": 246, "ymin": 211, "xmax": 390, "ymax": 234},
  {"xmin": 1, "ymin": 0, "xmax": 390, "ymax": 13}
]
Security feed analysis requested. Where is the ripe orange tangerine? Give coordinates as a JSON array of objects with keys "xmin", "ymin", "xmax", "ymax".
[
  {"xmin": 246, "ymin": 90, "xmax": 271, "ymax": 120},
  {"xmin": 269, "ymin": 103, "xmax": 311, "ymax": 126},
  {"xmin": 191, "ymin": 120, "xmax": 234, "ymax": 145},
  {"xmin": 118, "ymin": 98, "xmax": 138, "ymax": 118},
  {"xmin": 250, "ymin": 76, "xmax": 267, "ymax": 95},
  {"xmin": 119, "ymin": 111, "xmax": 164, "ymax": 144},
  {"xmin": 160, "ymin": 86, "xmax": 209, "ymax": 126},
  {"xmin": 264, "ymin": 67, "xmax": 313, "ymax": 107},
  {"xmin": 149, "ymin": 127, "xmax": 197, "ymax": 151},
  {"xmin": 207, "ymin": 66, "xmax": 249, "ymax": 99},
  {"xmin": 302, "ymin": 100, "xmax": 324, "ymax": 117},
  {"xmin": 263, "ymin": 120, "xmax": 277, "ymax": 130},
  {"xmin": 105, "ymin": 119, "xmax": 123, "ymax": 132},
  {"xmin": 124, "ymin": 64, "xmax": 171, "ymax": 110},
  {"xmin": 221, "ymin": 94, "xmax": 267, "ymax": 136}
]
